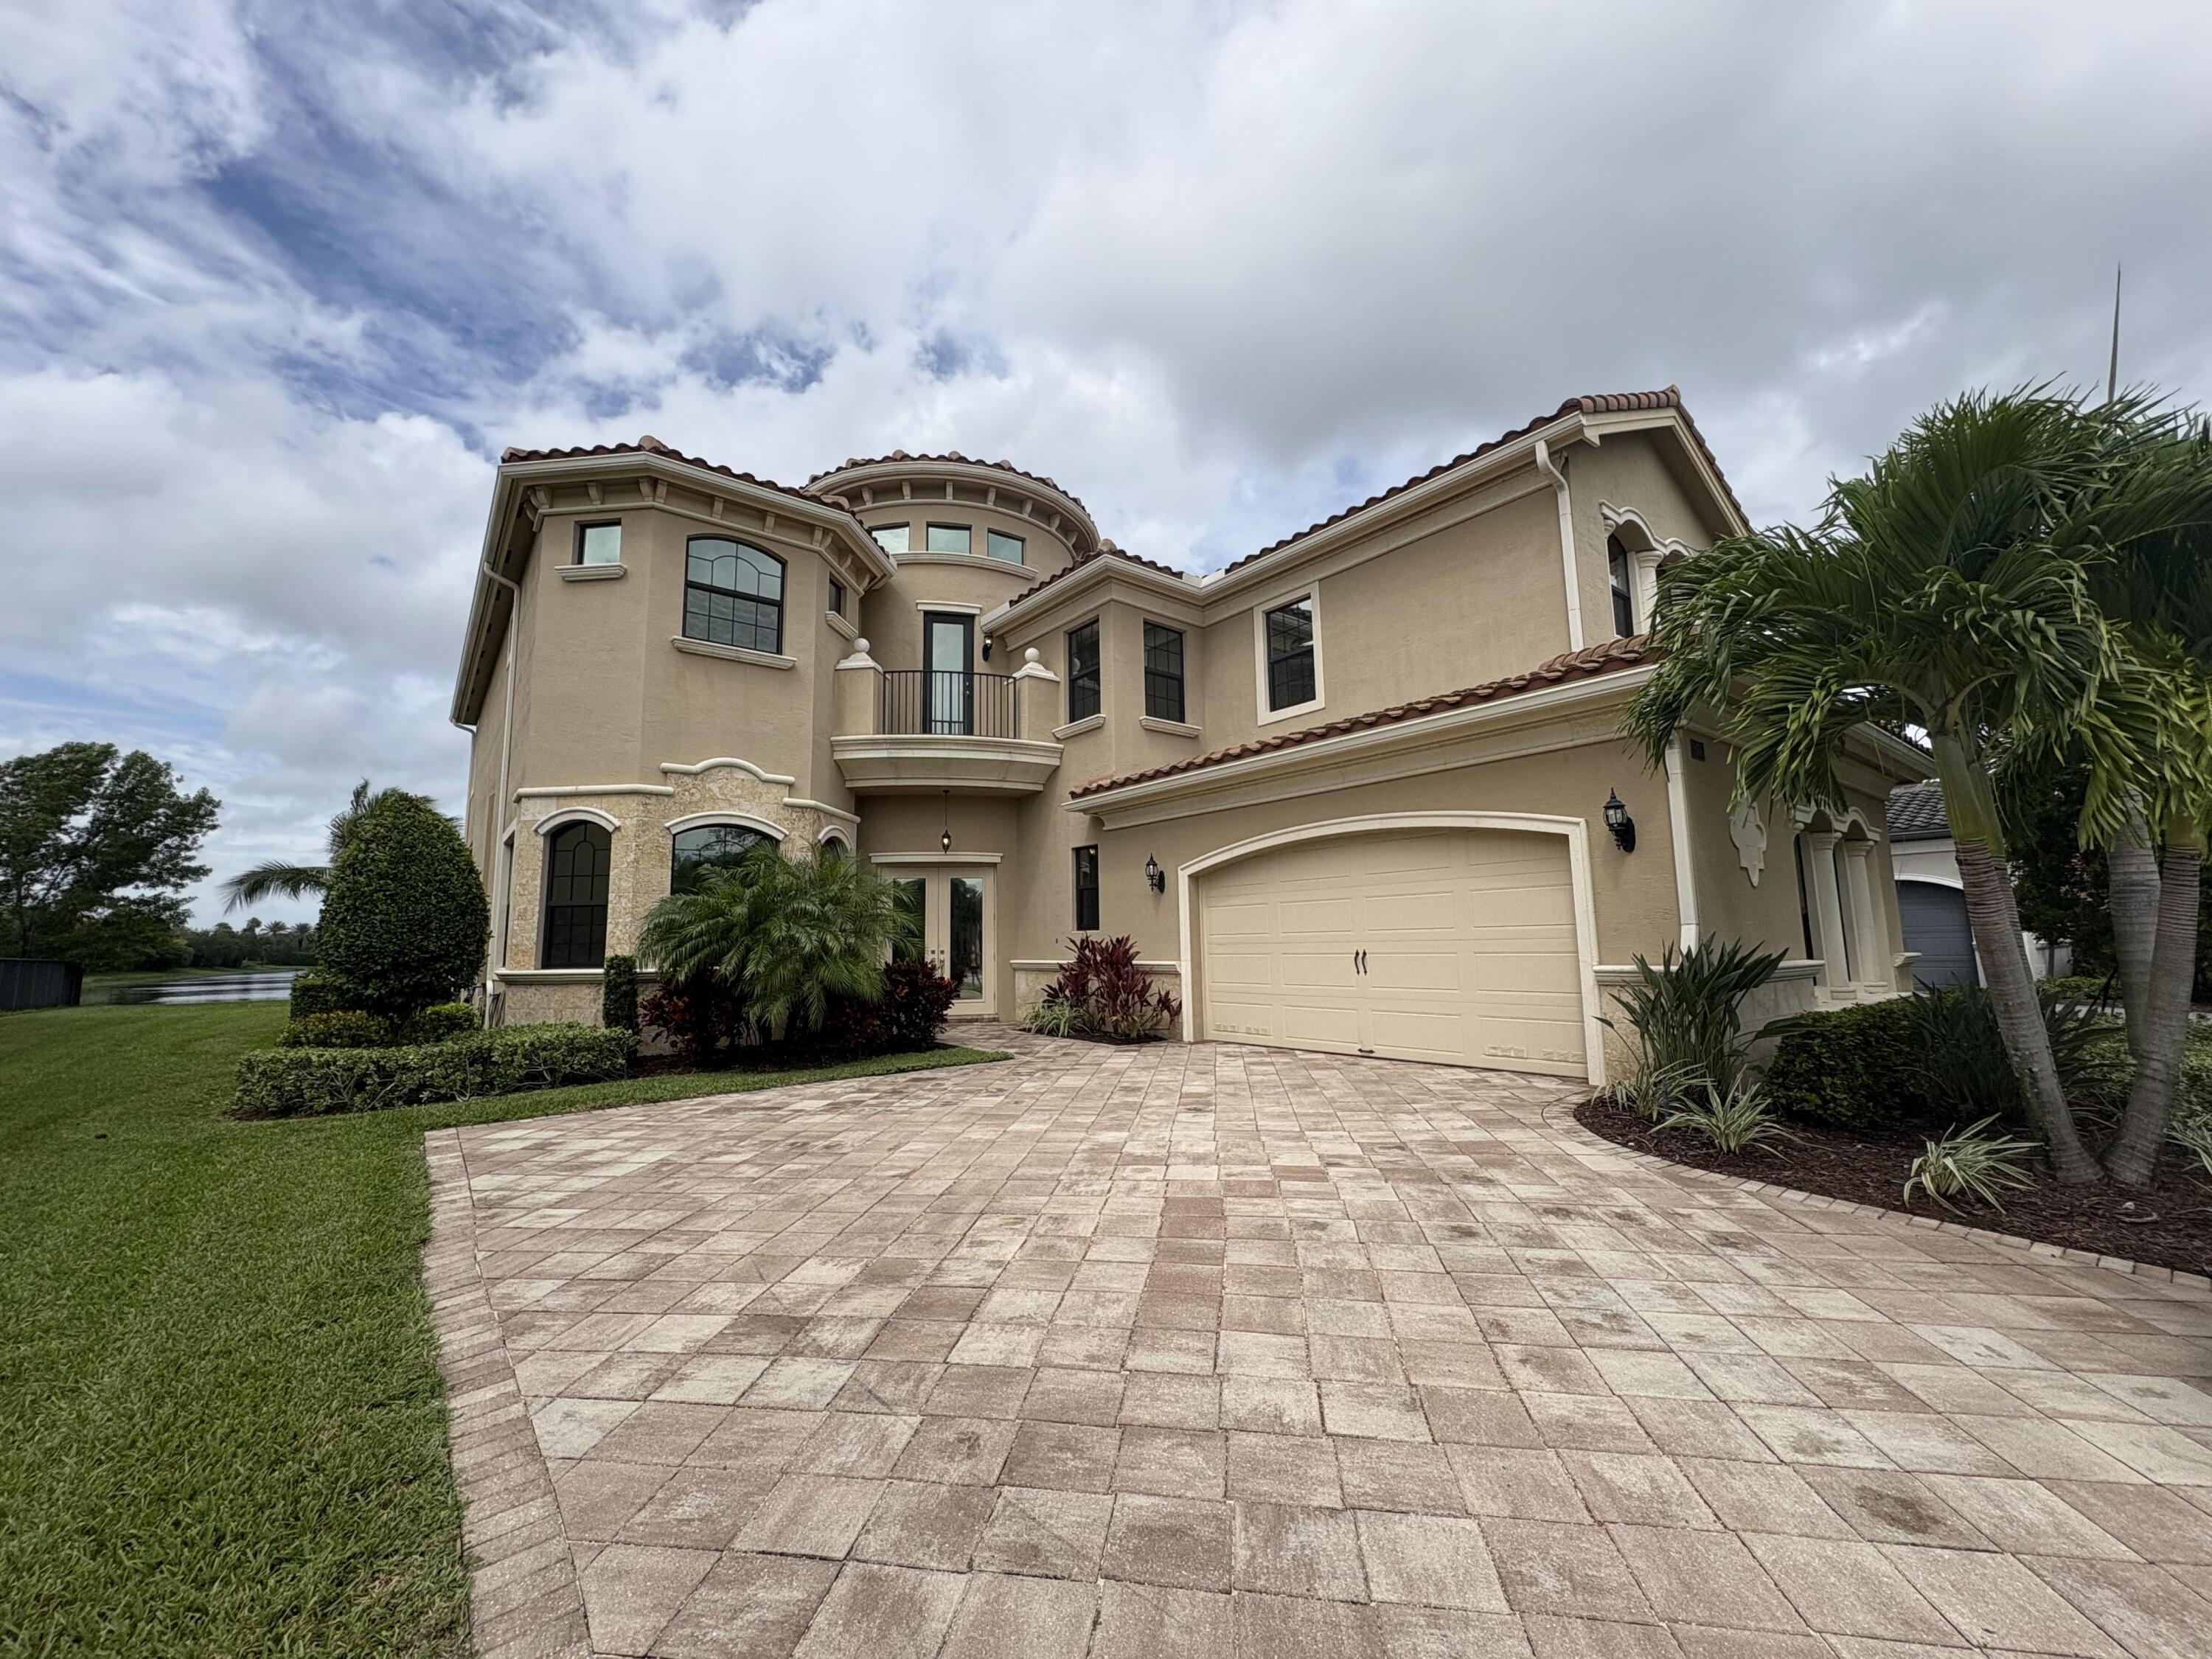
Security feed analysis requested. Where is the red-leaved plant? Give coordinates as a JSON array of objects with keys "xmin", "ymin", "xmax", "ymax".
[{"xmin": 1035, "ymin": 934, "xmax": 1181, "ymax": 1041}]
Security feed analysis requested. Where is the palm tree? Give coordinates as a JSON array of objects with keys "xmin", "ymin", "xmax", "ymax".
[
  {"xmin": 219, "ymin": 780, "xmax": 440, "ymax": 911},
  {"xmin": 1627, "ymin": 389, "xmax": 2204, "ymax": 1184},
  {"xmin": 636, "ymin": 841, "xmax": 919, "ymax": 1040}
]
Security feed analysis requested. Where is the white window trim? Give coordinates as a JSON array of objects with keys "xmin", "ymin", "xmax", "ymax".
[
  {"xmin": 557, "ymin": 563, "xmax": 625, "ymax": 583},
  {"xmin": 532, "ymin": 806, "xmax": 621, "ymax": 835},
  {"xmin": 1252, "ymin": 585, "xmax": 1325, "ymax": 726},
  {"xmin": 671, "ymin": 636, "xmax": 797, "ymax": 670},
  {"xmin": 664, "ymin": 810, "xmax": 787, "ymax": 841}
]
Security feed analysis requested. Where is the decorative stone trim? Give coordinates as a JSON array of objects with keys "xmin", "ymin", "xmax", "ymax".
[
  {"xmin": 1053, "ymin": 713, "xmax": 1104, "ymax": 740},
  {"xmin": 556, "ymin": 563, "xmax": 625, "ymax": 582},
  {"xmin": 669, "ymin": 636, "xmax": 797, "ymax": 669},
  {"xmin": 421, "ymin": 1130, "xmax": 591, "ymax": 1659},
  {"xmin": 1544, "ymin": 1097, "xmax": 2212, "ymax": 1290},
  {"xmin": 1138, "ymin": 715, "xmax": 1200, "ymax": 738},
  {"xmin": 826, "ymin": 610, "xmax": 858, "ymax": 640}
]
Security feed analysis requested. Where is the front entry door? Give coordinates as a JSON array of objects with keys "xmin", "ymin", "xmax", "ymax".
[
  {"xmin": 885, "ymin": 864, "xmax": 992, "ymax": 1015},
  {"xmin": 922, "ymin": 613, "xmax": 975, "ymax": 735}
]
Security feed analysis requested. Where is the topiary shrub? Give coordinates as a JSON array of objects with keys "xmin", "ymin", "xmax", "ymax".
[
  {"xmin": 234, "ymin": 1023, "xmax": 634, "ymax": 1117},
  {"xmin": 278, "ymin": 1010, "xmax": 392, "ymax": 1049},
  {"xmin": 316, "ymin": 793, "xmax": 487, "ymax": 1020},
  {"xmin": 602, "ymin": 954, "xmax": 641, "ymax": 1033},
  {"xmin": 401, "ymin": 1002, "xmax": 480, "ymax": 1044},
  {"xmin": 1759, "ymin": 997, "xmax": 1929, "ymax": 1133},
  {"xmin": 288, "ymin": 974, "xmax": 357, "ymax": 1019}
]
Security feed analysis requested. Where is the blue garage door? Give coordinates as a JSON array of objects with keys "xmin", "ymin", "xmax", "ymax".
[{"xmin": 1898, "ymin": 880, "xmax": 1978, "ymax": 989}]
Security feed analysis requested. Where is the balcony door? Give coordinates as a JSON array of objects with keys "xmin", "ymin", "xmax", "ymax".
[
  {"xmin": 879, "ymin": 862, "xmax": 991, "ymax": 1014},
  {"xmin": 922, "ymin": 612, "xmax": 974, "ymax": 735}
]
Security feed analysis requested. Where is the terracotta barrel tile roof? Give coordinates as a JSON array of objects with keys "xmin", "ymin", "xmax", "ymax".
[
  {"xmin": 498, "ymin": 434, "xmax": 858, "ymax": 512},
  {"xmin": 996, "ymin": 543, "xmax": 1195, "ymax": 613},
  {"xmin": 1068, "ymin": 635, "xmax": 1658, "ymax": 801},
  {"xmin": 805, "ymin": 449, "xmax": 1093, "ymax": 516}
]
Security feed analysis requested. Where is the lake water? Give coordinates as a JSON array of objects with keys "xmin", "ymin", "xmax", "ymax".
[{"xmin": 85, "ymin": 970, "xmax": 304, "ymax": 1006}]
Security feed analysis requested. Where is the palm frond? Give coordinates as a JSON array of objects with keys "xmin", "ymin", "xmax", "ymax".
[{"xmin": 219, "ymin": 861, "xmax": 331, "ymax": 911}]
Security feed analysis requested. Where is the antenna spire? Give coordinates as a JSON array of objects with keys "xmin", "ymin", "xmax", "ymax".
[{"xmin": 2106, "ymin": 264, "xmax": 2122, "ymax": 404}]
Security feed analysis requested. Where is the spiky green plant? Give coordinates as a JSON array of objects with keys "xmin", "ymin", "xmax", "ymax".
[
  {"xmin": 1606, "ymin": 1058, "xmax": 1706, "ymax": 1122},
  {"xmin": 636, "ymin": 843, "xmax": 919, "ymax": 1040},
  {"xmin": 2168, "ymin": 1119, "xmax": 2212, "ymax": 1183},
  {"xmin": 1603, "ymin": 935, "xmax": 1785, "ymax": 1096},
  {"xmin": 1655, "ymin": 1074, "xmax": 1795, "ymax": 1155},
  {"xmin": 1021, "ymin": 996, "xmax": 1083, "ymax": 1038},
  {"xmin": 1903, "ymin": 1116, "xmax": 2040, "ymax": 1212}
]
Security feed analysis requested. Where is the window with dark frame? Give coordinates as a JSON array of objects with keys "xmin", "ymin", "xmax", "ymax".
[
  {"xmin": 986, "ymin": 529, "xmax": 1026, "ymax": 565},
  {"xmin": 575, "ymin": 521, "xmax": 622, "ymax": 566},
  {"xmin": 541, "ymin": 821, "xmax": 611, "ymax": 968},
  {"xmin": 1066, "ymin": 618, "xmax": 1102, "ymax": 723},
  {"xmin": 670, "ymin": 824, "xmax": 772, "ymax": 895},
  {"xmin": 1607, "ymin": 534, "xmax": 1637, "ymax": 638},
  {"xmin": 828, "ymin": 577, "xmax": 846, "ymax": 617},
  {"xmin": 925, "ymin": 524, "xmax": 972, "ymax": 554},
  {"xmin": 1074, "ymin": 845, "xmax": 1100, "ymax": 932},
  {"xmin": 1264, "ymin": 596, "xmax": 1316, "ymax": 711},
  {"xmin": 683, "ymin": 537, "xmax": 785, "ymax": 654},
  {"xmin": 1143, "ymin": 622, "xmax": 1186, "ymax": 723}
]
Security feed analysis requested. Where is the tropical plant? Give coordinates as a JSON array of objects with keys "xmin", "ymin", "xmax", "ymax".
[
  {"xmin": 1603, "ymin": 936, "xmax": 1784, "ymax": 1098},
  {"xmin": 601, "ymin": 953, "xmax": 641, "ymax": 1033},
  {"xmin": 636, "ymin": 842, "xmax": 919, "ymax": 1042},
  {"xmin": 1655, "ymin": 1075, "xmax": 1795, "ymax": 1155},
  {"xmin": 1904, "ymin": 1116, "xmax": 2040, "ymax": 1212},
  {"xmin": 1604, "ymin": 1058, "xmax": 1705, "ymax": 1122},
  {"xmin": 1023, "ymin": 995, "xmax": 1085, "ymax": 1038},
  {"xmin": 1629, "ymin": 388, "xmax": 2212, "ymax": 1183},
  {"xmin": 1032, "ymin": 935, "xmax": 1182, "ymax": 1041},
  {"xmin": 820, "ymin": 959, "xmax": 959, "ymax": 1055},
  {"xmin": 639, "ymin": 971, "xmax": 754, "ymax": 1065},
  {"xmin": 2169, "ymin": 1119, "xmax": 2212, "ymax": 1184},
  {"xmin": 219, "ymin": 779, "xmax": 445, "ymax": 911},
  {"xmin": 1910, "ymin": 984, "xmax": 2128, "ymax": 1128},
  {"xmin": 316, "ymin": 791, "xmax": 489, "ymax": 1020}
]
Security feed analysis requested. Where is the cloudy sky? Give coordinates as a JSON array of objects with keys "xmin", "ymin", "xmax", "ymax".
[{"xmin": 4, "ymin": 0, "xmax": 2209, "ymax": 924}]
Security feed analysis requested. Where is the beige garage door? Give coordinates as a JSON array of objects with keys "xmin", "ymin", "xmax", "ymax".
[{"xmin": 1197, "ymin": 828, "xmax": 1587, "ymax": 1076}]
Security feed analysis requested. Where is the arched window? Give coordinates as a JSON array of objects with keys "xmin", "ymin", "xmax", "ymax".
[
  {"xmin": 1606, "ymin": 534, "xmax": 1637, "ymax": 639},
  {"xmin": 818, "ymin": 833, "xmax": 849, "ymax": 864},
  {"xmin": 542, "ymin": 821, "xmax": 611, "ymax": 968},
  {"xmin": 683, "ymin": 538, "xmax": 785, "ymax": 654},
  {"xmin": 671, "ymin": 824, "xmax": 773, "ymax": 894}
]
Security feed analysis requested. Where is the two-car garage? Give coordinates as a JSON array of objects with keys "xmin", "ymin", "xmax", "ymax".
[{"xmin": 1190, "ymin": 820, "xmax": 1595, "ymax": 1079}]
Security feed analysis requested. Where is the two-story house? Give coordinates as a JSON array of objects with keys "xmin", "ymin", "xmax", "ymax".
[{"xmin": 448, "ymin": 389, "xmax": 1927, "ymax": 1081}]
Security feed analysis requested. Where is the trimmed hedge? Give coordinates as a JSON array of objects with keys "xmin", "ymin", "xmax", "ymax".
[
  {"xmin": 274, "ymin": 1001, "xmax": 478, "ymax": 1051},
  {"xmin": 235, "ymin": 1023, "xmax": 634, "ymax": 1118},
  {"xmin": 287, "ymin": 975, "xmax": 354, "ymax": 1019},
  {"xmin": 318, "ymin": 792, "xmax": 487, "ymax": 1018},
  {"xmin": 602, "ymin": 955, "xmax": 641, "ymax": 1034},
  {"xmin": 1759, "ymin": 998, "xmax": 1929, "ymax": 1133}
]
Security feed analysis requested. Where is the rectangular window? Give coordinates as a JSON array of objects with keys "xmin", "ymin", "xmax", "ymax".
[
  {"xmin": 1066, "ymin": 618, "xmax": 1101, "ymax": 723},
  {"xmin": 1073, "ymin": 845, "xmax": 1099, "ymax": 932},
  {"xmin": 575, "ymin": 521, "xmax": 622, "ymax": 566},
  {"xmin": 949, "ymin": 876, "xmax": 984, "ymax": 998},
  {"xmin": 871, "ymin": 524, "xmax": 909, "ymax": 555},
  {"xmin": 1265, "ymin": 596, "xmax": 1316, "ymax": 711},
  {"xmin": 925, "ymin": 524, "xmax": 971, "ymax": 555},
  {"xmin": 1143, "ymin": 622, "xmax": 1186, "ymax": 723},
  {"xmin": 1607, "ymin": 536, "xmax": 1637, "ymax": 638},
  {"xmin": 891, "ymin": 877, "xmax": 925, "ymax": 964},
  {"xmin": 828, "ymin": 577, "xmax": 846, "ymax": 617},
  {"xmin": 683, "ymin": 537, "xmax": 785, "ymax": 654},
  {"xmin": 986, "ymin": 529, "xmax": 1026, "ymax": 565}
]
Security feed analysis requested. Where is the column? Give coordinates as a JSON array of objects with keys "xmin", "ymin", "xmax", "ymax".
[
  {"xmin": 1841, "ymin": 840, "xmax": 1888, "ymax": 993},
  {"xmin": 1802, "ymin": 831, "xmax": 1852, "ymax": 995}
]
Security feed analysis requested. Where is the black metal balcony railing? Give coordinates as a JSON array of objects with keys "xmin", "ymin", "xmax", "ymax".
[{"xmin": 878, "ymin": 669, "xmax": 1021, "ymax": 737}]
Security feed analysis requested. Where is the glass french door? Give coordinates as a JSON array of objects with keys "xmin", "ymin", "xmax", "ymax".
[
  {"xmin": 922, "ymin": 612, "xmax": 975, "ymax": 734},
  {"xmin": 891, "ymin": 866, "xmax": 989, "ymax": 1008}
]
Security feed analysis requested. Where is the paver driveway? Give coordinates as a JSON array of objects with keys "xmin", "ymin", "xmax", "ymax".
[{"xmin": 427, "ymin": 1030, "xmax": 2212, "ymax": 1658}]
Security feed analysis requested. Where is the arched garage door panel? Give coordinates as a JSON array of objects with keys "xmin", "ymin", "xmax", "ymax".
[{"xmin": 1197, "ymin": 829, "xmax": 1585, "ymax": 1075}]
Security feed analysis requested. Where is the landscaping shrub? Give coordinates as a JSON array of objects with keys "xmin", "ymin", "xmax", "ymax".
[
  {"xmin": 819, "ymin": 959, "xmax": 959, "ymax": 1056},
  {"xmin": 276, "ymin": 1010, "xmax": 391, "ymax": 1049},
  {"xmin": 234, "ymin": 1023, "xmax": 634, "ymax": 1117},
  {"xmin": 1904, "ymin": 1116, "xmax": 2038, "ymax": 1212},
  {"xmin": 1912, "ymin": 984, "xmax": 2126, "ymax": 1128},
  {"xmin": 403, "ymin": 1002, "xmax": 479, "ymax": 1044},
  {"xmin": 601, "ymin": 954, "xmax": 641, "ymax": 1033},
  {"xmin": 316, "ymin": 792, "xmax": 487, "ymax": 1020},
  {"xmin": 287, "ymin": 974, "xmax": 355, "ymax": 1019},
  {"xmin": 639, "ymin": 972, "xmax": 754, "ymax": 1065},
  {"xmin": 1026, "ymin": 935, "xmax": 1181, "ymax": 1042},
  {"xmin": 1604, "ymin": 935, "xmax": 1784, "ymax": 1096},
  {"xmin": 1655, "ymin": 1074, "xmax": 1795, "ymax": 1154},
  {"xmin": 2039, "ymin": 973, "xmax": 2118, "ymax": 1004},
  {"xmin": 1760, "ymin": 996, "xmax": 1930, "ymax": 1133}
]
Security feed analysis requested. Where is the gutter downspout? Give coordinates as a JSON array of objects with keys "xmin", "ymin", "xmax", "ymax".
[
  {"xmin": 477, "ymin": 558, "xmax": 522, "ymax": 1023},
  {"xmin": 1534, "ymin": 439, "xmax": 1585, "ymax": 653}
]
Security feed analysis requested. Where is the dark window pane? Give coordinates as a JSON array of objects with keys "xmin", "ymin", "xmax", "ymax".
[
  {"xmin": 1067, "ymin": 619, "xmax": 1101, "ymax": 723},
  {"xmin": 1074, "ymin": 845, "xmax": 1099, "ymax": 932},
  {"xmin": 671, "ymin": 824, "xmax": 771, "ymax": 894},
  {"xmin": 829, "ymin": 577, "xmax": 846, "ymax": 616},
  {"xmin": 891, "ymin": 877, "xmax": 926, "ymax": 964},
  {"xmin": 1265, "ymin": 597, "xmax": 1315, "ymax": 711},
  {"xmin": 684, "ymin": 538, "xmax": 785, "ymax": 653},
  {"xmin": 542, "ymin": 821, "xmax": 611, "ymax": 968},
  {"xmin": 1142, "ymin": 622, "xmax": 1185, "ymax": 723},
  {"xmin": 949, "ymin": 877, "xmax": 983, "ymax": 998},
  {"xmin": 1607, "ymin": 535, "xmax": 1636, "ymax": 638}
]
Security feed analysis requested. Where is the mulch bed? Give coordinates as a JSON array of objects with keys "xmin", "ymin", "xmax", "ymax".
[{"xmin": 1574, "ymin": 1095, "xmax": 2212, "ymax": 1281}]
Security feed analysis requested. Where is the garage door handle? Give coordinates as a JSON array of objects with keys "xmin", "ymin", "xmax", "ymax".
[{"xmin": 1354, "ymin": 950, "xmax": 1367, "ymax": 975}]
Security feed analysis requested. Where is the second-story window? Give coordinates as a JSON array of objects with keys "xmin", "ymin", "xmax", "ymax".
[
  {"xmin": 575, "ymin": 521, "xmax": 622, "ymax": 566},
  {"xmin": 684, "ymin": 538, "xmax": 785, "ymax": 654},
  {"xmin": 1066, "ymin": 618, "xmax": 1101, "ymax": 723},
  {"xmin": 987, "ymin": 529, "xmax": 1026, "ymax": 565},
  {"xmin": 1144, "ymin": 622, "xmax": 1186, "ymax": 722},
  {"xmin": 1265, "ymin": 596, "xmax": 1316, "ymax": 712},
  {"xmin": 1607, "ymin": 535, "xmax": 1637, "ymax": 638},
  {"xmin": 871, "ymin": 524, "xmax": 909, "ymax": 556},
  {"xmin": 926, "ymin": 524, "xmax": 971, "ymax": 554},
  {"xmin": 1074, "ymin": 845, "xmax": 1099, "ymax": 931},
  {"xmin": 828, "ymin": 577, "xmax": 846, "ymax": 617}
]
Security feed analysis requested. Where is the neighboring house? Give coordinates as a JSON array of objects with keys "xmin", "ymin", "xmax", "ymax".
[
  {"xmin": 1886, "ymin": 779, "xmax": 2069, "ymax": 989},
  {"xmin": 450, "ymin": 389, "xmax": 1928, "ymax": 1082}
]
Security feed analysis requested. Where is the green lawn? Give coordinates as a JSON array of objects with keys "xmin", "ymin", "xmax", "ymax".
[{"xmin": 0, "ymin": 1001, "xmax": 1008, "ymax": 1656}]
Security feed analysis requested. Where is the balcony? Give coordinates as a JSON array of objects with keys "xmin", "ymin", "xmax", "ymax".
[{"xmin": 831, "ymin": 647, "xmax": 1063, "ymax": 795}]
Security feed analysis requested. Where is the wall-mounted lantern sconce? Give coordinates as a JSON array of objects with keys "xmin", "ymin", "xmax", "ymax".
[
  {"xmin": 941, "ymin": 790, "xmax": 953, "ymax": 854},
  {"xmin": 1144, "ymin": 855, "xmax": 1166, "ymax": 894},
  {"xmin": 1603, "ymin": 790, "xmax": 1636, "ymax": 853},
  {"xmin": 981, "ymin": 634, "xmax": 992, "ymax": 662}
]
